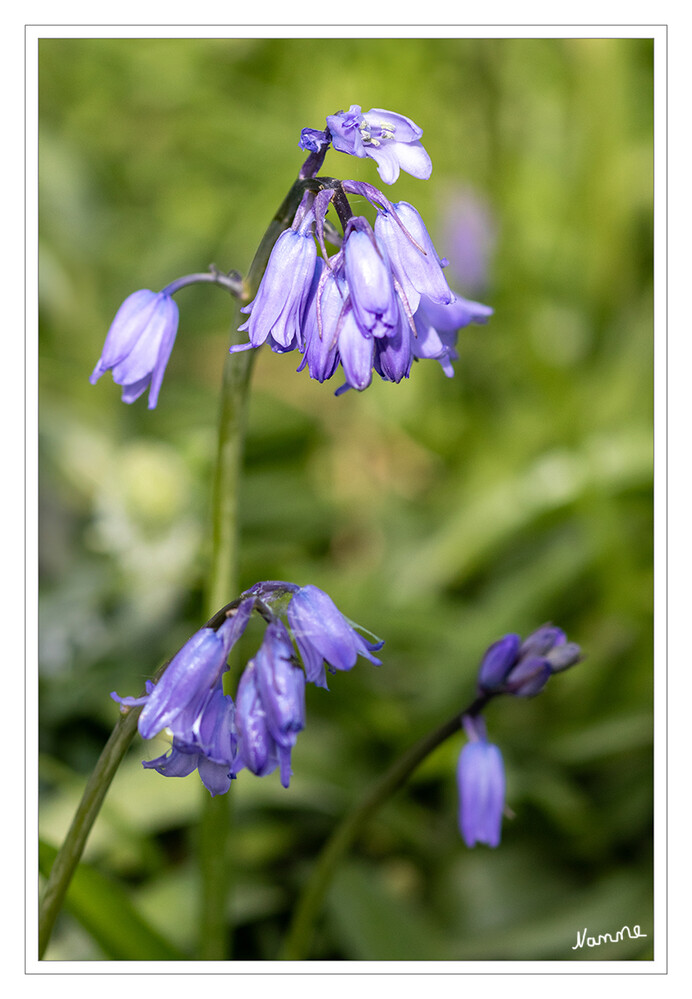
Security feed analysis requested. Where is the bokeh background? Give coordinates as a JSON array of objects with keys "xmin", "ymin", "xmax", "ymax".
[{"xmin": 38, "ymin": 36, "xmax": 654, "ymax": 961}]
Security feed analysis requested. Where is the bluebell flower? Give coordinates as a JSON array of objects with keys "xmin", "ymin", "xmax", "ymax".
[
  {"xmin": 457, "ymin": 722, "xmax": 506, "ymax": 849},
  {"xmin": 296, "ymin": 259, "xmax": 342, "ymax": 383},
  {"xmin": 252, "ymin": 619, "xmax": 306, "ymax": 788},
  {"xmin": 324, "ymin": 105, "xmax": 432, "ymax": 185},
  {"xmin": 441, "ymin": 189, "xmax": 497, "ymax": 295},
  {"xmin": 286, "ymin": 584, "xmax": 383, "ymax": 689},
  {"xmin": 111, "ymin": 599, "xmax": 253, "ymax": 741},
  {"xmin": 336, "ymin": 306, "xmax": 376, "ymax": 391},
  {"xmin": 476, "ymin": 633, "xmax": 522, "ymax": 692},
  {"xmin": 374, "ymin": 201, "xmax": 454, "ymax": 313},
  {"xmin": 342, "ymin": 218, "xmax": 400, "ymax": 338},
  {"xmin": 142, "ymin": 679, "xmax": 237, "ymax": 797},
  {"xmin": 412, "ymin": 294, "xmax": 494, "ymax": 377},
  {"xmin": 373, "ymin": 304, "xmax": 414, "ymax": 384},
  {"xmin": 475, "ymin": 624, "xmax": 582, "ymax": 698},
  {"xmin": 233, "ymin": 212, "xmax": 317, "ymax": 353},
  {"xmin": 233, "ymin": 660, "xmax": 279, "ymax": 781},
  {"xmin": 90, "ymin": 289, "xmax": 179, "ymax": 409}
]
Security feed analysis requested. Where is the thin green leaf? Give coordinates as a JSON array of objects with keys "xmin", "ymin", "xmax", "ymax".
[{"xmin": 39, "ymin": 839, "xmax": 187, "ymax": 961}]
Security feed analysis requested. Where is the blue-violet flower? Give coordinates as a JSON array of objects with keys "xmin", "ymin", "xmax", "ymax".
[
  {"xmin": 457, "ymin": 715, "xmax": 505, "ymax": 848},
  {"xmin": 234, "ymin": 620, "xmax": 307, "ymax": 789},
  {"xmin": 90, "ymin": 289, "xmax": 179, "ymax": 409},
  {"xmin": 235, "ymin": 208, "xmax": 317, "ymax": 353},
  {"xmin": 374, "ymin": 201, "xmax": 454, "ymax": 313},
  {"xmin": 111, "ymin": 600, "xmax": 253, "ymax": 741},
  {"xmin": 142, "ymin": 679, "xmax": 237, "ymax": 797},
  {"xmin": 286, "ymin": 584, "xmax": 384, "ymax": 689},
  {"xmin": 475, "ymin": 624, "xmax": 582, "ymax": 698},
  {"xmin": 324, "ymin": 105, "xmax": 432, "ymax": 185}
]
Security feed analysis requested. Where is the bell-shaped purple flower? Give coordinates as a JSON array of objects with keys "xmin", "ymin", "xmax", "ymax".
[
  {"xmin": 373, "ymin": 303, "xmax": 414, "ymax": 384},
  {"xmin": 234, "ymin": 223, "xmax": 317, "ymax": 352},
  {"xmin": 326, "ymin": 105, "xmax": 432, "ymax": 185},
  {"xmin": 111, "ymin": 600, "xmax": 253, "ymax": 741},
  {"xmin": 477, "ymin": 633, "xmax": 521, "ymax": 693},
  {"xmin": 374, "ymin": 201, "xmax": 454, "ymax": 313},
  {"xmin": 457, "ymin": 718, "xmax": 505, "ymax": 848},
  {"xmin": 343, "ymin": 219, "xmax": 400, "ymax": 338},
  {"xmin": 286, "ymin": 584, "xmax": 383, "ymax": 689},
  {"xmin": 254, "ymin": 620, "xmax": 306, "ymax": 788},
  {"xmin": 412, "ymin": 293, "xmax": 494, "ymax": 376},
  {"xmin": 233, "ymin": 660, "xmax": 279, "ymax": 781},
  {"xmin": 297, "ymin": 259, "xmax": 342, "ymax": 382},
  {"xmin": 90, "ymin": 289, "xmax": 179, "ymax": 409},
  {"xmin": 337, "ymin": 307, "xmax": 376, "ymax": 391},
  {"xmin": 142, "ymin": 679, "xmax": 237, "ymax": 797}
]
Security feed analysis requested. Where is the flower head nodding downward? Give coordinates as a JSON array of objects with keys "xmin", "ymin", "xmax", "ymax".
[
  {"xmin": 113, "ymin": 582, "xmax": 384, "ymax": 793},
  {"xmin": 286, "ymin": 584, "xmax": 384, "ymax": 689},
  {"xmin": 457, "ymin": 716, "xmax": 505, "ymax": 848},
  {"xmin": 374, "ymin": 201, "xmax": 454, "ymax": 313},
  {"xmin": 233, "ymin": 173, "xmax": 492, "ymax": 391},
  {"xmin": 234, "ymin": 619, "xmax": 306, "ymax": 788},
  {"xmin": 322, "ymin": 105, "xmax": 432, "ymax": 185},
  {"xmin": 90, "ymin": 289, "xmax": 179, "ymax": 409},
  {"xmin": 342, "ymin": 217, "xmax": 400, "ymax": 338},
  {"xmin": 234, "ymin": 201, "xmax": 317, "ymax": 354}
]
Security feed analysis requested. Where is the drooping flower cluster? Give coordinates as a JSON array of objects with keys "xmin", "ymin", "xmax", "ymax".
[
  {"xmin": 90, "ymin": 104, "xmax": 493, "ymax": 407},
  {"xmin": 111, "ymin": 582, "xmax": 383, "ymax": 794},
  {"xmin": 457, "ymin": 625, "xmax": 581, "ymax": 848},
  {"xmin": 232, "ymin": 180, "xmax": 492, "ymax": 393}
]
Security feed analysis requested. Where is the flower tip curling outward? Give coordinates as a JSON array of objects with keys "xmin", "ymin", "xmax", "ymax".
[
  {"xmin": 457, "ymin": 737, "xmax": 505, "ymax": 849},
  {"xmin": 325, "ymin": 105, "xmax": 432, "ymax": 185},
  {"xmin": 286, "ymin": 584, "xmax": 383, "ymax": 689},
  {"xmin": 90, "ymin": 289, "xmax": 179, "ymax": 409}
]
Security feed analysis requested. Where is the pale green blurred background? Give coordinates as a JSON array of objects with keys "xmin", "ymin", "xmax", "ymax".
[{"xmin": 39, "ymin": 37, "xmax": 653, "ymax": 961}]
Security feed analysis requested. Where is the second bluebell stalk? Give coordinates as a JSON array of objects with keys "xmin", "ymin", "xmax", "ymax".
[
  {"xmin": 457, "ymin": 625, "xmax": 581, "ymax": 848},
  {"xmin": 112, "ymin": 582, "xmax": 383, "ymax": 793}
]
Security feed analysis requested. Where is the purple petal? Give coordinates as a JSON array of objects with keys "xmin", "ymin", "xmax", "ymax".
[
  {"xmin": 457, "ymin": 741, "xmax": 505, "ymax": 848},
  {"xmin": 477, "ymin": 634, "xmax": 521, "ymax": 691},
  {"xmin": 338, "ymin": 312, "xmax": 374, "ymax": 390},
  {"xmin": 138, "ymin": 628, "xmax": 230, "ymax": 740}
]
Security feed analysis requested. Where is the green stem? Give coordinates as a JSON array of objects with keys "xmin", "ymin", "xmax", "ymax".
[
  {"xmin": 279, "ymin": 696, "xmax": 490, "ymax": 961},
  {"xmin": 197, "ymin": 179, "xmax": 317, "ymax": 960},
  {"xmin": 38, "ymin": 704, "xmax": 142, "ymax": 958},
  {"xmin": 197, "ymin": 305, "xmax": 254, "ymax": 961}
]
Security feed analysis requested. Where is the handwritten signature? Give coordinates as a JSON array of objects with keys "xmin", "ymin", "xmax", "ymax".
[{"xmin": 573, "ymin": 924, "xmax": 647, "ymax": 950}]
